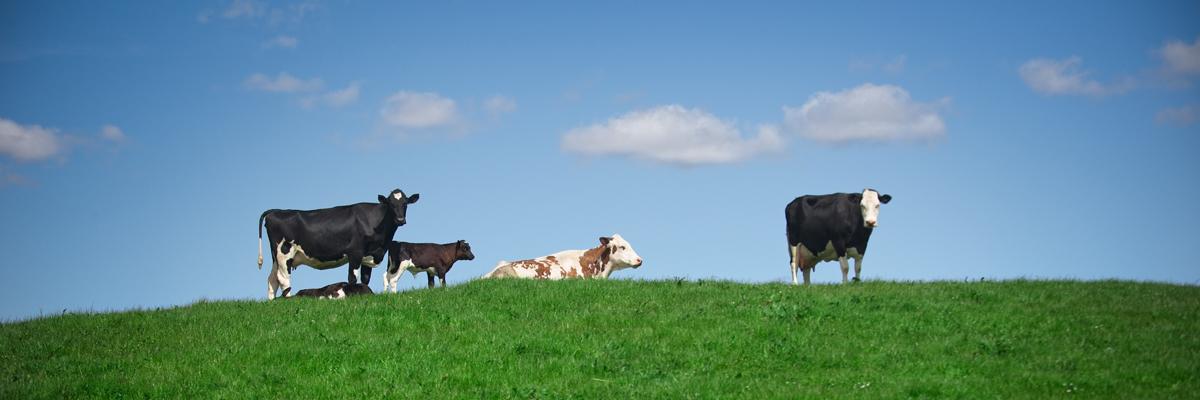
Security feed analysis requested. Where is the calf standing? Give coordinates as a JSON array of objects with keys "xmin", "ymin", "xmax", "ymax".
[
  {"xmin": 383, "ymin": 240, "xmax": 476, "ymax": 291},
  {"xmin": 483, "ymin": 234, "xmax": 643, "ymax": 280}
]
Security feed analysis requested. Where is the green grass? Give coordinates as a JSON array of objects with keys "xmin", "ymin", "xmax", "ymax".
[{"xmin": 2, "ymin": 279, "xmax": 1198, "ymax": 398}]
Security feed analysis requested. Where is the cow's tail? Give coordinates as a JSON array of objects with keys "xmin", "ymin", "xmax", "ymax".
[{"xmin": 258, "ymin": 209, "xmax": 275, "ymax": 270}]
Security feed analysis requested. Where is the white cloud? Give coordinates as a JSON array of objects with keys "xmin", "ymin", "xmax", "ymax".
[
  {"xmin": 562, "ymin": 105, "xmax": 784, "ymax": 166},
  {"xmin": 263, "ymin": 35, "xmax": 298, "ymax": 49},
  {"xmin": 783, "ymin": 83, "xmax": 947, "ymax": 143},
  {"xmin": 1155, "ymin": 104, "xmax": 1200, "ymax": 126},
  {"xmin": 100, "ymin": 124, "xmax": 126, "ymax": 142},
  {"xmin": 379, "ymin": 91, "xmax": 459, "ymax": 129},
  {"xmin": 1160, "ymin": 37, "xmax": 1200, "ymax": 75},
  {"xmin": 244, "ymin": 72, "xmax": 323, "ymax": 93},
  {"xmin": 0, "ymin": 117, "xmax": 62, "ymax": 162},
  {"xmin": 484, "ymin": 95, "xmax": 517, "ymax": 116},
  {"xmin": 1018, "ymin": 56, "xmax": 1130, "ymax": 96},
  {"xmin": 302, "ymin": 82, "xmax": 361, "ymax": 109}
]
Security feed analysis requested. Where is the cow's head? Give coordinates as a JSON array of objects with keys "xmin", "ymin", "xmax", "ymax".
[
  {"xmin": 378, "ymin": 189, "xmax": 419, "ymax": 226},
  {"xmin": 602, "ymin": 234, "xmax": 643, "ymax": 271},
  {"xmin": 860, "ymin": 188, "xmax": 892, "ymax": 228},
  {"xmin": 455, "ymin": 240, "xmax": 476, "ymax": 261}
]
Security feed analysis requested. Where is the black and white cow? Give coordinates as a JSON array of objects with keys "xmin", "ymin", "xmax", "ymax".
[
  {"xmin": 785, "ymin": 189, "xmax": 892, "ymax": 285},
  {"xmin": 281, "ymin": 282, "xmax": 374, "ymax": 299},
  {"xmin": 382, "ymin": 240, "xmax": 476, "ymax": 291},
  {"xmin": 256, "ymin": 189, "xmax": 419, "ymax": 299}
]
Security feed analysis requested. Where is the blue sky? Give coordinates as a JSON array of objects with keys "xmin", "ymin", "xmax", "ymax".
[{"xmin": 1, "ymin": 1, "xmax": 1198, "ymax": 321}]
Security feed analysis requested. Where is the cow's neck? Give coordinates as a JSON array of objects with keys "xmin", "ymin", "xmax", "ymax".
[
  {"xmin": 439, "ymin": 243, "xmax": 458, "ymax": 265},
  {"xmin": 579, "ymin": 245, "xmax": 611, "ymax": 278},
  {"xmin": 374, "ymin": 205, "xmax": 401, "ymax": 239}
]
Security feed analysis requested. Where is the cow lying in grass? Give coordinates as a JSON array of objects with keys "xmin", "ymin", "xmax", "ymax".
[
  {"xmin": 280, "ymin": 282, "xmax": 373, "ymax": 299},
  {"xmin": 483, "ymin": 234, "xmax": 643, "ymax": 279},
  {"xmin": 383, "ymin": 240, "xmax": 476, "ymax": 291}
]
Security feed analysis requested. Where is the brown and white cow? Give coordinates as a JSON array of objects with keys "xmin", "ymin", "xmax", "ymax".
[{"xmin": 483, "ymin": 234, "xmax": 643, "ymax": 279}]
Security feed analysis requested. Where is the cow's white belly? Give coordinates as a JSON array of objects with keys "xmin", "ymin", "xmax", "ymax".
[
  {"xmin": 405, "ymin": 262, "xmax": 434, "ymax": 276},
  {"xmin": 286, "ymin": 242, "xmax": 376, "ymax": 270},
  {"xmin": 800, "ymin": 241, "xmax": 862, "ymax": 263}
]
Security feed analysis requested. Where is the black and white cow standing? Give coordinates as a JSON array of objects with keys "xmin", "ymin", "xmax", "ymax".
[
  {"xmin": 785, "ymin": 189, "xmax": 892, "ymax": 285},
  {"xmin": 256, "ymin": 189, "xmax": 419, "ymax": 299}
]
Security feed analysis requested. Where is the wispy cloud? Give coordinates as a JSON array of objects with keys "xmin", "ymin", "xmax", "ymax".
[
  {"xmin": 1, "ymin": 118, "xmax": 128, "ymax": 164},
  {"xmin": 562, "ymin": 105, "xmax": 784, "ymax": 166},
  {"xmin": 379, "ymin": 91, "xmax": 460, "ymax": 129},
  {"xmin": 244, "ymin": 72, "xmax": 323, "ymax": 93},
  {"xmin": 1019, "ymin": 56, "xmax": 1132, "ymax": 96},
  {"xmin": 222, "ymin": 0, "xmax": 265, "ymax": 19},
  {"xmin": 0, "ymin": 117, "xmax": 63, "ymax": 162},
  {"xmin": 0, "ymin": 166, "xmax": 31, "ymax": 188},
  {"xmin": 1159, "ymin": 36, "xmax": 1200, "ymax": 76},
  {"xmin": 301, "ymin": 82, "xmax": 360, "ymax": 109},
  {"xmin": 199, "ymin": 0, "xmax": 319, "ymax": 26},
  {"xmin": 849, "ymin": 54, "xmax": 907, "ymax": 74},
  {"xmin": 484, "ymin": 95, "xmax": 517, "ymax": 116},
  {"xmin": 263, "ymin": 35, "xmax": 298, "ymax": 49},
  {"xmin": 100, "ymin": 124, "xmax": 126, "ymax": 143},
  {"xmin": 783, "ymin": 83, "xmax": 948, "ymax": 143},
  {"xmin": 1155, "ymin": 104, "xmax": 1200, "ymax": 127}
]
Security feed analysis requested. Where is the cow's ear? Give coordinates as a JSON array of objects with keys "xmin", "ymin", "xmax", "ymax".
[
  {"xmin": 879, "ymin": 194, "xmax": 892, "ymax": 204},
  {"xmin": 378, "ymin": 195, "xmax": 388, "ymax": 203},
  {"xmin": 599, "ymin": 236, "xmax": 612, "ymax": 246},
  {"xmin": 407, "ymin": 193, "xmax": 420, "ymax": 204}
]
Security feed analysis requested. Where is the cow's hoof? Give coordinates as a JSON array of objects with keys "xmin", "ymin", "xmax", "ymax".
[{"xmin": 852, "ymin": 277, "xmax": 861, "ymax": 282}]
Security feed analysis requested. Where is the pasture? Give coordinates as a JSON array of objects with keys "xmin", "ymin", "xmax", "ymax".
[{"xmin": 2, "ymin": 279, "xmax": 1197, "ymax": 398}]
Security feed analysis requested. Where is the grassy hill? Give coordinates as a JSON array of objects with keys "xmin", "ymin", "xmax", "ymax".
[{"xmin": 2, "ymin": 279, "xmax": 1198, "ymax": 398}]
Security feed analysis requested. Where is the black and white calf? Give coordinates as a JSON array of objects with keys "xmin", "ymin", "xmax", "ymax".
[
  {"xmin": 785, "ymin": 189, "xmax": 892, "ymax": 285},
  {"xmin": 282, "ymin": 282, "xmax": 374, "ymax": 299},
  {"xmin": 257, "ymin": 189, "xmax": 419, "ymax": 299},
  {"xmin": 382, "ymin": 240, "xmax": 475, "ymax": 291}
]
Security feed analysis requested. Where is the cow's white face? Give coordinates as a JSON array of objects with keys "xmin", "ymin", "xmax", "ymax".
[
  {"xmin": 860, "ymin": 189, "xmax": 892, "ymax": 228},
  {"xmin": 605, "ymin": 234, "xmax": 643, "ymax": 271}
]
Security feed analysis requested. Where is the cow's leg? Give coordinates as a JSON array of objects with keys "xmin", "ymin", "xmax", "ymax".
[
  {"xmin": 426, "ymin": 271, "xmax": 435, "ymax": 288},
  {"xmin": 383, "ymin": 267, "xmax": 397, "ymax": 293},
  {"xmin": 789, "ymin": 245, "xmax": 800, "ymax": 286},
  {"xmin": 268, "ymin": 242, "xmax": 292, "ymax": 300},
  {"xmin": 347, "ymin": 258, "xmax": 362, "ymax": 284},
  {"xmin": 801, "ymin": 265, "xmax": 812, "ymax": 286},
  {"xmin": 358, "ymin": 264, "xmax": 372, "ymax": 285},
  {"xmin": 839, "ymin": 256, "xmax": 850, "ymax": 284},
  {"xmin": 853, "ymin": 256, "xmax": 863, "ymax": 282},
  {"xmin": 267, "ymin": 267, "xmax": 279, "ymax": 300},
  {"xmin": 437, "ymin": 270, "xmax": 447, "ymax": 288},
  {"xmin": 276, "ymin": 261, "xmax": 293, "ymax": 297}
]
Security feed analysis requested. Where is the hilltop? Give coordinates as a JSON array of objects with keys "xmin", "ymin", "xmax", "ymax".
[{"xmin": 2, "ymin": 279, "xmax": 1197, "ymax": 398}]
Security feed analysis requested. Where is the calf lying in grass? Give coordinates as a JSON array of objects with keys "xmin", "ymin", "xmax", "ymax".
[
  {"xmin": 383, "ymin": 240, "xmax": 476, "ymax": 291},
  {"xmin": 280, "ymin": 282, "xmax": 373, "ymax": 299}
]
